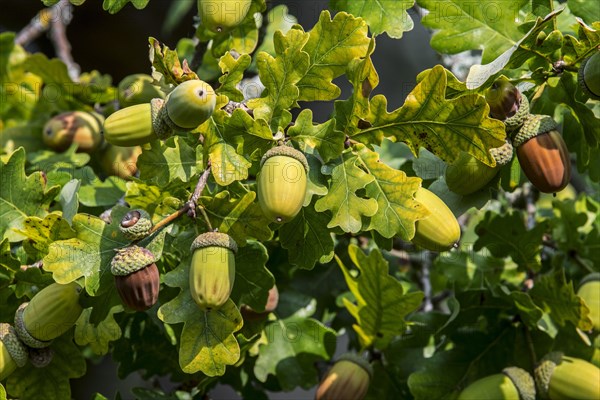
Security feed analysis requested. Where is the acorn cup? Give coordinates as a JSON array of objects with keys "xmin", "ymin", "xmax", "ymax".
[
  {"xmin": 316, "ymin": 353, "xmax": 372, "ymax": 400},
  {"xmin": 0, "ymin": 324, "xmax": 28, "ymax": 381},
  {"xmin": 198, "ymin": 0, "xmax": 252, "ymax": 33},
  {"xmin": 42, "ymin": 111, "xmax": 104, "ymax": 153},
  {"xmin": 458, "ymin": 367, "xmax": 536, "ymax": 400},
  {"xmin": 100, "ymin": 144, "xmax": 143, "ymax": 179},
  {"xmin": 14, "ymin": 282, "xmax": 83, "ymax": 349},
  {"xmin": 535, "ymin": 352, "xmax": 600, "ymax": 400},
  {"xmin": 513, "ymin": 114, "xmax": 571, "ymax": 193},
  {"xmin": 578, "ymin": 51, "xmax": 600, "ymax": 100},
  {"xmin": 257, "ymin": 146, "xmax": 309, "ymax": 223},
  {"xmin": 103, "ymin": 79, "xmax": 217, "ymax": 146},
  {"xmin": 411, "ymin": 187, "xmax": 461, "ymax": 252},
  {"xmin": 189, "ymin": 232, "xmax": 237, "ymax": 311},
  {"xmin": 111, "ymin": 246, "xmax": 160, "ymax": 311},
  {"xmin": 119, "ymin": 209, "xmax": 153, "ymax": 241},
  {"xmin": 118, "ymin": 74, "xmax": 165, "ymax": 107},
  {"xmin": 446, "ymin": 140, "xmax": 514, "ymax": 196},
  {"xmin": 578, "ymin": 273, "xmax": 600, "ymax": 331}
]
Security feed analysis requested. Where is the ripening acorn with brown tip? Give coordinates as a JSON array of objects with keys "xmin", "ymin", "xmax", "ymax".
[
  {"xmin": 43, "ymin": 111, "xmax": 104, "ymax": 153},
  {"xmin": 111, "ymin": 246, "xmax": 160, "ymax": 311}
]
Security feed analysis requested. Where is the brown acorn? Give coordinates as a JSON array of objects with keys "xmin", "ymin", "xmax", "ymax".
[
  {"xmin": 513, "ymin": 114, "xmax": 571, "ymax": 193},
  {"xmin": 110, "ymin": 246, "xmax": 160, "ymax": 311}
]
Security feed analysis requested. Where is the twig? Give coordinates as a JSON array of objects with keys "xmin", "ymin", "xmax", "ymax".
[
  {"xmin": 15, "ymin": 7, "xmax": 53, "ymax": 46},
  {"xmin": 419, "ymin": 251, "xmax": 434, "ymax": 312},
  {"xmin": 50, "ymin": 0, "xmax": 80, "ymax": 81},
  {"xmin": 190, "ymin": 38, "xmax": 209, "ymax": 71},
  {"xmin": 222, "ymin": 101, "xmax": 253, "ymax": 116},
  {"xmin": 522, "ymin": 183, "xmax": 537, "ymax": 230},
  {"xmin": 20, "ymin": 260, "xmax": 43, "ymax": 271}
]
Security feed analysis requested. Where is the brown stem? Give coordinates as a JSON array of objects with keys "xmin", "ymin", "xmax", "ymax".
[
  {"xmin": 15, "ymin": 6, "xmax": 54, "ymax": 46},
  {"xmin": 49, "ymin": 0, "xmax": 80, "ymax": 81}
]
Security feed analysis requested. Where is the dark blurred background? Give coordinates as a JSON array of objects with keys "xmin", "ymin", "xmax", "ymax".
[{"xmin": 0, "ymin": 1, "xmax": 438, "ymax": 399}]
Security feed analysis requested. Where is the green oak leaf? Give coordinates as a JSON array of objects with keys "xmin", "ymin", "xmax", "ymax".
[
  {"xmin": 0, "ymin": 238, "xmax": 20, "ymax": 287},
  {"xmin": 508, "ymin": 291, "xmax": 544, "ymax": 329},
  {"xmin": 280, "ymin": 201, "xmax": 335, "ymax": 270},
  {"xmin": 43, "ymin": 207, "xmax": 166, "ymax": 296},
  {"xmin": 0, "ymin": 148, "xmax": 60, "ymax": 242},
  {"xmin": 17, "ymin": 213, "xmax": 76, "ymax": 259},
  {"xmin": 201, "ymin": 190, "xmax": 272, "ymax": 245},
  {"xmin": 530, "ymin": 268, "xmax": 594, "ymax": 330},
  {"xmin": 251, "ymin": 5, "xmax": 298, "ymax": 71},
  {"xmin": 568, "ymin": 0, "xmax": 600, "ymax": 25},
  {"xmin": 0, "ymin": 383, "xmax": 5, "ymax": 400},
  {"xmin": 6, "ymin": 333, "xmax": 86, "ymax": 400},
  {"xmin": 27, "ymin": 144, "xmax": 90, "ymax": 172},
  {"xmin": 247, "ymin": 28, "xmax": 310, "ymax": 131},
  {"xmin": 59, "ymin": 179, "xmax": 80, "ymax": 225},
  {"xmin": 75, "ymin": 305, "xmax": 123, "ymax": 355},
  {"xmin": 157, "ymin": 257, "xmax": 243, "ymax": 376},
  {"xmin": 13, "ymin": 268, "xmax": 54, "ymax": 298},
  {"xmin": 304, "ymin": 150, "xmax": 328, "ymax": 207},
  {"xmin": 562, "ymin": 19, "xmax": 600, "ymax": 65},
  {"xmin": 314, "ymin": 150, "xmax": 378, "ymax": 233},
  {"xmin": 78, "ymin": 175, "xmax": 127, "ymax": 207},
  {"xmin": 288, "ymin": 109, "xmax": 344, "ymax": 163},
  {"xmin": 253, "ymin": 316, "xmax": 336, "ymax": 390},
  {"xmin": 297, "ymin": 11, "xmax": 370, "ymax": 102},
  {"xmin": 417, "ymin": 0, "xmax": 529, "ymax": 63},
  {"xmin": 137, "ymin": 136, "xmax": 199, "ymax": 187},
  {"xmin": 217, "ymin": 52, "xmax": 251, "ymax": 102},
  {"xmin": 356, "ymin": 144, "xmax": 427, "ymax": 240},
  {"xmin": 103, "ymin": 0, "xmax": 149, "ymax": 13},
  {"xmin": 211, "ymin": 17, "xmax": 259, "ymax": 58},
  {"xmin": 354, "ymin": 65, "xmax": 506, "ymax": 166},
  {"xmin": 231, "ymin": 240, "xmax": 274, "ymax": 312},
  {"xmin": 331, "ymin": 0, "xmax": 415, "ymax": 38},
  {"xmin": 474, "ymin": 211, "xmax": 547, "ymax": 271},
  {"xmin": 149, "ymin": 37, "xmax": 199, "ymax": 86},
  {"xmin": 428, "ymin": 176, "xmax": 493, "ymax": 218},
  {"xmin": 338, "ymin": 244, "xmax": 424, "ymax": 349},
  {"xmin": 416, "ymin": 67, "xmax": 468, "ymax": 99},
  {"xmin": 334, "ymin": 37, "xmax": 378, "ymax": 137},
  {"xmin": 24, "ymin": 53, "xmax": 115, "ymax": 105},
  {"xmin": 551, "ymin": 198, "xmax": 589, "ymax": 253},
  {"xmin": 466, "ymin": 9, "xmax": 565, "ymax": 88}
]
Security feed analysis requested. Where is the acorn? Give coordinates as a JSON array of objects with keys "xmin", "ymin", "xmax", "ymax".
[
  {"xmin": 100, "ymin": 144, "xmax": 142, "ymax": 179},
  {"xmin": 446, "ymin": 140, "xmax": 513, "ymax": 195},
  {"xmin": 14, "ymin": 282, "xmax": 83, "ymax": 348},
  {"xmin": 198, "ymin": 0, "xmax": 252, "ymax": 33},
  {"xmin": 163, "ymin": 79, "xmax": 216, "ymax": 130},
  {"xmin": 42, "ymin": 111, "xmax": 104, "ymax": 153},
  {"xmin": 103, "ymin": 100, "xmax": 168, "ymax": 146},
  {"xmin": 0, "ymin": 323, "xmax": 28, "ymax": 381},
  {"xmin": 513, "ymin": 114, "xmax": 571, "ymax": 193},
  {"xmin": 578, "ymin": 273, "xmax": 600, "ymax": 331},
  {"xmin": 189, "ymin": 232, "xmax": 237, "ymax": 311},
  {"xmin": 485, "ymin": 77, "xmax": 522, "ymax": 121},
  {"xmin": 257, "ymin": 146, "xmax": 308, "ymax": 223},
  {"xmin": 316, "ymin": 353, "xmax": 372, "ymax": 400},
  {"xmin": 111, "ymin": 246, "xmax": 160, "ymax": 311},
  {"xmin": 411, "ymin": 187, "xmax": 461, "ymax": 252},
  {"xmin": 118, "ymin": 74, "xmax": 165, "ymax": 107},
  {"xmin": 535, "ymin": 352, "xmax": 600, "ymax": 400},
  {"xmin": 458, "ymin": 367, "xmax": 536, "ymax": 400},
  {"xmin": 578, "ymin": 51, "xmax": 600, "ymax": 100},
  {"xmin": 119, "ymin": 209, "xmax": 153, "ymax": 241}
]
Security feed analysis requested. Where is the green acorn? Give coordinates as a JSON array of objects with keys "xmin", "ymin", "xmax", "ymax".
[
  {"xmin": 163, "ymin": 79, "xmax": 216, "ymax": 130},
  {"xmin": 578, "ymin": 273, "xmax": 600, "ymax": 331},
  {"xmin": 103, "ymin": 100, "xmax": 169, "ymax": 146},
  {"xmin": 42, "ymin": 111, "xmax": 104, "ymax": 153},
  {"xmin": 118, "ymin": 74, "xmax": 165, "ymax": 107},
  {"xmin": 458, "ymin": 367, "xmax": 536, "ymax": 400},
  {"xmin": 100, "ymin": 144, "xmax": 142, "ymax": 179},
  {"xmin": 0, "ymin": 323, "xmax": 28, "ymax": 381},
  {"xmin": 111, "ymin": 246, "xmax": 160, "ymax": 311},
  {"xmin": 513, "ymin": 114, "xmax": 571, "ymax": 193},
  {"xmin": 257, "ymin": 146, "xmax": 309, "ymax": 223},
  {"xmin": 578, "ymin": 51, "xmax": 600, "ymax": 100},
  {"xmin": 412, "ymin": 187, "xmax": 461, "ymax": 251},
  {"xmin": 14, "ymin": 282, "xmax": 83, "ymax": 348},
  {"xmin": 535, "ymin": 352, "xmax": 600, "ymax": 400},
  {"xmin": 446, "ymin": 141, "xmax": 513, "ymax": 195},
  {"xmin": 189, "ymin": 232, "xmax": 237, "ymax": 311},
  {"xmin": 119, "ymin": 209, "xmax": 153, "ymax": 241},
  {"xmin": 316, "ymin": 353, "xmax": 372, "ymax": 400},
  {"xmin": 198, "ymin": 0, "xmax": 252, "ymax": 33}
]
